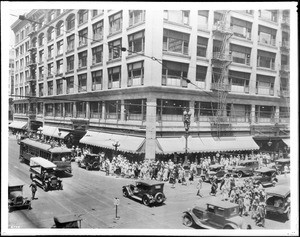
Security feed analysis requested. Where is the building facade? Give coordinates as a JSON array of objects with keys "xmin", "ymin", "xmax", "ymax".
[{"xmin": 11, "ymin": 9, "xmax": 290, "ymax": 160}]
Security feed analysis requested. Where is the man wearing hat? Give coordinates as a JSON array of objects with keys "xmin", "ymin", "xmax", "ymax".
[{"xmin": 256, "ymin": 202, "xmax": 266, "ymax": 227}]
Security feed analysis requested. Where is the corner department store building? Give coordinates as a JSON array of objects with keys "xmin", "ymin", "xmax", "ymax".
[{"xmin": 10, "ymin": 9, "xmax": 290, "ymax": 161}]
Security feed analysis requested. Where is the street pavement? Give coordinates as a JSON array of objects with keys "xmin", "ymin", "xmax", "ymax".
[{"xmin": 6, "ymin": 134, "xmax": 291, "ymax": 231}]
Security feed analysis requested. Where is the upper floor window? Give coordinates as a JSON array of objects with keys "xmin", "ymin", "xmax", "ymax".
[
  {"xmin": 57, "ymin": 40, "xmax": 63, "ymax": 55},
  {"xmin": 38, "ymin": 84, "xmax": 44, "ymax": 97},
  {"xmin": 20, "ymin": 45, "xmax": 24, "ymax": 55},
  {"xmin": 92, "ymin": 10, "xmax": 103, "ymax": 17},
  {"xmin": 257, "ymin": 50, "xmax": 276, "ymax": 70},
  {"xmin": 128, "ymin": 30, "xmax": 145, "ymax": 54},
  {"xmin": 78, "ymin": 10, "xmax": 88, "ymax": 25},
  {"xmin": 230, "ymin": 44, "xmax": 251, "ymax": 65},
  {"xmin": 78, "ymin": 51, "xmax": 87, "ymax": 68},
  {"xmin": 56, "ymin": 79, "xmax": 63, "ymax": 95},
  {"xmin": 91, "ymin": 70, "xmax": 102, "ymax": 91},
  {"xmin": 16, "ymin": 34, "xmax": 20, "ymax": 44},
  {"xmin": 48, "ymin": 11, "xmax": 55, "ymax": 22},
  {"xmin": 47, "ymin": 81, "xmax": 53, "ymax": 95},
  {"xmin": 39, "ymin": 17, "xmax": 45, "ymax": 29},
  {"xmin": 25, "ymin": 41, "xmax": 29, "ymax": 51},
  {"xmin": 67, "ymin": 55, "xmax": 74, "ymax": 71},
  {"xmin": 258, "ymin": 25, "xmax": 277, "ymax": 46},
  {"xmin": 38, "ymin": 33, "xmax": 44, "ymax": 46},
  {"xmin": 109, "ymin": 11, "xmax": 122, "ymax": 34},
  {"xmin": 163, "ymin": 29, "xmax": 189, "ymax": 55},
  {"xmin": 21, "ymin": 30, "xmax": 24, "ymax": 40},
  {"xmin": 48, "ymin": 44, "xmax": 54, "ymax": 59},
  {"xmin": 259, "ymin": 10, "xmax": 278, "ymax": 22},
  {"xmin": 108, "ymin": 66, "xmax": 121, "ymax": 89},
  {"xmin": 196, "ymin": 65, "xmax": 207, "ymax": 82},
  {"xmin": 78, "ymin": 28, "xmax": 88, "ymax": 46},
  {"xmin": 92, "ymin": 20, "xmax": 103, "ymax": 41},
  {"xmin": 39, "ymin": 50, "xmax": 44, "ymax": 63},
  {"xmin": 47, "ymin": 27, "xmax": 55, "ymax": 41},
  {"xmin": 127, "ymin": 61, "xmax": 144, "ymax": 87},
  {"xmin": 78, "ymin": 74, "xmax": 87, "ymax": 92},
  {"xmin": 163, "ymin": 10, "xmax": 190, "ymax": 25},
  {"xmin": 56, "ymin": 21, "xmax": 64, "ymax": 37},
  {"xmin": 197, "ymin": 10, "xmax": 209, "ymax": 29},
  {"xmin": 47, "ymin": 63, "xmax": 53, "ymax": 76},
  {"xmin": 56, "ymin": 59, "xmax": 63, "ymax": 74},
  {"xmin": 15, "ymin": 48, "xmax": 19, "ymax": 58},
  {"xmin": 129, "ymin": 10, "xmax": 145, "ymax": 26},
  {"xmin": 66, "ymin": 14, "xmax": 75, "ymax": 31},
  {"xmin": 108, "ymin": 38, "xmax": 122, "ymax": 60},
  {"xmin": 162, "ymin": 60, "xmax": 189, "ymax": 87},
  {"xmin": 92, "ymin": 46, "xmax": 103, "ymax": 64},
  {"xmin": 67, "ymin": 34, "xmax": 75, "ymax": 51},
  {"xmin": 231, "ymin": 17, "xmax": 252, "ymax": 40},
  {"xmin": 66, "ymin": 76, "xmax": 74, "ymax": 94},
  {"xmin": 197, "ymin": 36, "xmax": 208, "ymax": 57}
]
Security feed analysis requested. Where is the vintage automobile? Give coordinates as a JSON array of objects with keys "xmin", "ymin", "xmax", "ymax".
[
  {"xmin": 122, "ymin": 181, "xmax": 166, "ymax": 206},
  {"xmin": 227, "ymin": 160, "xmax": 259, "ymax": 178},
  {"xmin": 182, "ymin": 199, "xmax": 244, "ymax": 229},
  {"xmin": 30, "ymin": 157, "xmax": 63, "ymax": 192},
  {"xmin": 52, "ymin": 214, "xmax": 82, "ymax": 228},
  {"xmin": 8, "ymin": 176, "xmax": 31, "ymax": 212},
  {"xmin": 252, "ymin": 167, "xmax": 278, "ymax": 187},
  {"xmin": 265, "ymin": 185, "xmax": 290, "ymax": 220},
  {"xmin": 200, "ymin": 164, "xmax": 226, "ymax": 183},
  {"xmin": 274, "ymin": 158, "xmax": 290, "ymax": 175},
  {"xmin": 78, "ymin": 154, "xmax": 100, "ymax": 170}
]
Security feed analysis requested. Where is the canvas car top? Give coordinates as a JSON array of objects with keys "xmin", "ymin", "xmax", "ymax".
[
  {"xmin": 205, "ymin": 199, "xmax": 239, "ymax": 209},
  {"xmin": 49, "ymin": 147, "xmax": 71, "ymax": 153},
  {"xmin": 54, "ymin": 214, "xmax": 82, "ymax": 223},
  {"xmin": 30, "ymin": 157, "xmax": 57, "ymax": 169},
  {"xmin": 9, "ymin": 176, "xmax": 25, "ymax": 187},
  {"xmin": 255, "ymin": 167, "xmax": 276, "ymax": 173},
  {"xmin": 266, "ymin": 185, "xmax": 290, "ymax": 198},
  {"xmin": 136, "ymin": 180, "xmax": 165, "ymax": 186},
  {"xmin": 209, "ymin": 164, "xmax": 224, "ymax": 169},
  {"xmin": 276, "ymin": 158, "xmax": 290, "ymax": 163},
  {"xmin": 237, "ymin": 160, "xmax": 258, "ymax": 165}
]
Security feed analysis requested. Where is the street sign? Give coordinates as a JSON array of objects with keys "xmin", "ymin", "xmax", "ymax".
[{"xmin": 114, "ymin": 197, "xmax": 120, "ymax": 206}]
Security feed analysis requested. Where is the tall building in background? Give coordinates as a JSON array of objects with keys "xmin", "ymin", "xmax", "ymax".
[
  {"xmin": 10, "ymin": 9, "xmax": 290, "ymax": 160},
  {"xmin": 9, "ymin": 48, "xmax": 15, "ymax": 122}
]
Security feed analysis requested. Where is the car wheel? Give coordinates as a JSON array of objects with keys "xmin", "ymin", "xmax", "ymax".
[
  {"xmin": 123, "ymin": 189, "xmax": 128, "ymax": 197},
  {"xmin": 78, "ymin": 162, "xmax": 81, "ymax": 168},
  {"xmin": 142, "ymin": 196, "xmax": 150, "ymax": 206},
  {"xmin": 44, "ymin": 184, "xmax": 48, "ymax": 192},
  {"xmin": 237, "ymin": 172, "xmax": 243, "ymax": 178},
  {"xmin": 182, "ymin": 214, "xmax": 194, "ymax": 227},
  {"xmin": 60, "ymin": 183, "xmax": 63, "ymax": 190},
  {"xmin": 86, "ymin": 166, "xmax": 89, "ymax": 170},
  {"xmin": 155, "ymin": 192, "xmax": 164, "ymax": 204}
]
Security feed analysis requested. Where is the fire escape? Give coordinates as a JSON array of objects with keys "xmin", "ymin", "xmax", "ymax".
[{"xmin": 210, "ymin": 10, "xmax": 233, "ymax": 138}]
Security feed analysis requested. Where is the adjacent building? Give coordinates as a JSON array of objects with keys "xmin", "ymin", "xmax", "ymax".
[{"xmin": 10, "ymin": 9, "xmax": 290, "ymax": 160}]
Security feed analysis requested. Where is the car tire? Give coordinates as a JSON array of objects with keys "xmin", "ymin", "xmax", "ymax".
[
  {"xmin": 237, "ymin": 172, "xmax": 243, "ymax": 178},
  {"xmin": 44, "ymin": 184, "xmax": 48, "ymax": 192},
  {"xmin": 142, "ymin": 196, "xmax": 150, "ymax": 206},
  {"xmin": 182, "ymin": 214, "xmax": 194, "ymax": 227},
  {"xmin": 60, "ymin": 183, "xmax": 63, "ymax": 190},
  {"xmin": 123, "ymin": 189, "xmax": 128, "ymax": 197},
  {"xmin": 155, "ymin": 192, "xmax": 164, "ymax": 204},
  {"xmin": 286, "ymin": 209, "xmax": 290, "ymax": 220},
  {"xmin": 86, "ymin": 166, "xmax": 89, "ymax": 170}
]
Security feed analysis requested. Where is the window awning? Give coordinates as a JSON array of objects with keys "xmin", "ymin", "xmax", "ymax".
[
  {"xmin": 79, "ymin": 130, "xmax": 145, "ymax": 154},
  {"xmin": 9, "ymin": 121, "xmax": 28, "ymax": 130},
  {"xmin": 42, "ymin": 126, "xmax": 70, "ymax": 139},
  {"xmin": 282, "ymin": 138, "xmax": 290, "ymax": 147},
  {"xmin": 156, "ymin": 136, "xmax": 259, "ymax": 154}
]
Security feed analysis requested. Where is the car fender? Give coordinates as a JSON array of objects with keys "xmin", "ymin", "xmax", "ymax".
[{"xmin": 223, "ymin": 223, "xmax": 239, "ymax": 229}]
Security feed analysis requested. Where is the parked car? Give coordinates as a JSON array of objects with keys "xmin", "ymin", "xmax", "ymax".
[
  {"xmin": 8, "ymin": 177, "xmax": 31, "ymax": 212},
  {"xmin": 252, "ymin": 167, "xmax": 278, "ymax": 187},
  {"xmin": 78, "ymin": 154, "xmax": 100, "ymax": 170},
  {"xmin": 201, "ymin": 164, "xmax": 226, "ymax": 182},
  {"xmin": 274, "ymin": 158, "xmax": 290, "ymax": 175},
  {"xmin": 182, "ymin": 199, "xmax": 244, "ymax": 229},
  {"xmin": 227, "ymin": 160, "xmax": 259, "ymax": 178},
  {"xmin": 265, "ymin": 185, "xmax": 290, "ymax": 220},
  {"xmin": 122, "ymin": 181, "xmax": 166, "ymax": 206},
  {"xmin": 30, "ymin": 157, "xmax": 63, "ymax": 192},
  {"xmin": 52, "ymin": 214, "xmax": 82, "ymax": 228}
]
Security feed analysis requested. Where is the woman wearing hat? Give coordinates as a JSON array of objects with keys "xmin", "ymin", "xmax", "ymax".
[{"xmin": 244, "ymin": 193, "xmax": 251, "ymax": 216}]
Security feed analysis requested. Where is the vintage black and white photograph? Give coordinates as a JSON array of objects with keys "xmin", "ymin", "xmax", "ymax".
[{"xmin": 1, "ymin": 1, "xmax": 298, "ymax": 236}]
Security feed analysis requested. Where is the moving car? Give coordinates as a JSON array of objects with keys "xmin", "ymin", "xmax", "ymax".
[
  {"xmin": 52, "ymin": 214, "xmax": 82, "ymax": 228},
  {"xmin": 227, "ymin": 160, "xmax": 259, "ymax": 178},
  {"xmin": 122, "ymin": 181, "xmax": 166, "ymax": 206},
  {"xmin": 266, "ymin": 185, "xmax": 290, "ymax": 220},
  {"xmin": 30, "ymin": 157, "xmax": 63, "ymax": 192},
  {"xmin": 8, "ymin": 176, "xmax": 31, "ymax": 212},
  {"xmin": 201, "ymin": 164, "xmax": 226, "ymax": 182},
  {"xmin": 182, "ymin": 199, "xmax": 244, "ymax": 229},
  {"xmin": 252, "ymin": 167, "xmax": 278, "ymax": 187},
  {"xmin": 78, "ymin": 154, "xmax": 100, "ymax": 170}
]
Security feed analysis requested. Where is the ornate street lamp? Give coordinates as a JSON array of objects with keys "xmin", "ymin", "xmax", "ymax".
[
  {"xmin": 112, "ymin": 141, "xmax": 120, "ymax": 157},
  {"xmin": 183, "ymin": 108, "xmax": 192, "ymax": 164}
]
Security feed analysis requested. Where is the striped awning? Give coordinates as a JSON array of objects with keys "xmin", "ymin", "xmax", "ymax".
[
  {"xmin": 156, "ymin": 136, "xmax": 259, "ymax": 154},
  {"xmin": 42, "ymin": 126, "xmax": 69, "ymax": 139},
  {"xmin": 79, "ymin": 130, "xmax": 145, "ymax": 153},
  {"xmin": 9, "ymin": 121, "xmax": 28, "ymax": 129}
]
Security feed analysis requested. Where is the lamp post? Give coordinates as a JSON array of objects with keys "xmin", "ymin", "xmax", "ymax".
[
  {"xmin": 112, "ymin": 141, "xmax": 120, "ymax": 157},
  {"xmin": 183, "ymin": 108, "xmax": 192, "ymax": 164}
]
